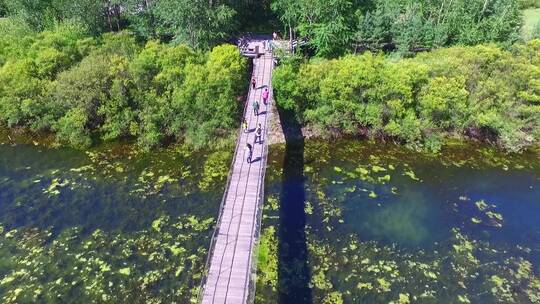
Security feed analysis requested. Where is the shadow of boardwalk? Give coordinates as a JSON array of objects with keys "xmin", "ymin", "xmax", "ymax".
[{"xmin": 277, "ymin": 107, "xmax": 312, "ymax": 304}]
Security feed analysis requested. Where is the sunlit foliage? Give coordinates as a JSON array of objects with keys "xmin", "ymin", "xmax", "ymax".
[
  {"xmin": 0, "ymin": 20, "xmax": 247, "ymax": 150},
  {"xmin": 272, "ymin": 0, "xmax": 523, "ymax": 57},
  {"xmin": 273, "ymin": 41, "xmax": 540, "ymax": 152}
]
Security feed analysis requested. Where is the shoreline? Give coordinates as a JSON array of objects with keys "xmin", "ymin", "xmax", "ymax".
[
  {"xmin": 265, "ymin": 107, "xmax": 539, "ymax": 155},
  {"xmin": 2, "ymin": 124, "xmax": 538, "ymax": 156}
]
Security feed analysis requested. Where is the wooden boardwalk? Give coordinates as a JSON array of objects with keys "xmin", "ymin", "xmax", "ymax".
[{"xmin": 201, "ymin": 40, "xmax": 274, "ymax": 304}]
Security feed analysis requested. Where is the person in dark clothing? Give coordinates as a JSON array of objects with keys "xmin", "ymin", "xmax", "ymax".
[
  {"xmin": 251, "ymin": 77, "xmax": 256, "ymax": 89},
  {"xmin": 246, "ymin": 142, "xmax": 253, "ymax": 163},
  {"xmin": 255, "ymin": 123, "xmax": 262, "ymax": 144},
  {"xmin": 253, "ymin": 100, "xmax": 260, "ymax": 116}
]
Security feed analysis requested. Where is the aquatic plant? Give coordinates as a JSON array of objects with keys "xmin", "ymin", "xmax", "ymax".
[
  {"xmin": 0, "ymin": 141, "xmax": 228, "ymax": 302},
  {"xmin": 256, "ymin": 140, "xmax": 540, "ymax": 303}
]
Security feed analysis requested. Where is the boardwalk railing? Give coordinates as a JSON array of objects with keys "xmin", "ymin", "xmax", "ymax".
[
  {"xmin": 198, "ymin": 46, "xmax": 274, "ymax": 303},
  {"xmin": 197, "ymin": 69, "xmax": 252, "ymax": 303},
  {"xmin": 246, "ymin": 57, "xmax": 273, "ymax": 304}
]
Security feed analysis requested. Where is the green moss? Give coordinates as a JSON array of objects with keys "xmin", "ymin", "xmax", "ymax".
[
  {"xmin": 403, "ymin": 170, "xmax": 420, "ymax": 181},
  {"xmin": 372, "ymin": 165, "xmax": 386, "ymax": 173},
  {"xmin": 118, "ymin": 267, "xmax": 131, "ymax": 276},
  {"xmin": 376, "ymin": 277, "xmax": 391, "ymax": 292}
]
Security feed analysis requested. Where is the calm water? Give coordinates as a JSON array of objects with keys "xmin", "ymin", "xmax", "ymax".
[
  {"xmin": 257, "ymin": 139, "xmax": 540, "ymax": 304},
  {"xmin": 0, "ymin": 140, "xmax": 230, "ymax": 303}
]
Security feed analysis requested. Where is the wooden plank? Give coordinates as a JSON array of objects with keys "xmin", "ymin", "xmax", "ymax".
[{"xmin": 201, "ymin": 42, "xmax": 273, "ymax": 304}]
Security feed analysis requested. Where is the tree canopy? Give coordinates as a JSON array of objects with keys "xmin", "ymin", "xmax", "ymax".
[
  {"xmin": 0, "ymin": 0, "xmax": 276, "ymax": 49},
  {"xmin": 0, "ymin": 20, "xmax": 247, "ymax": 149},
  {"xmin": 273, "ymin": 40, "xmax": 540, "ymax": 152},
  {"xmin": 272, "ymin": 0, "xmax": 524, "ymax": 57},
  {"xmin": 0, "ymin": 0, "xmax": 528, "ymax": 55}
]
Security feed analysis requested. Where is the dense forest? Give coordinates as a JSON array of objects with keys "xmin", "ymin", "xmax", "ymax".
[
  {"xmin": 1, "ymin": 0, "xmax": 536, "ymax": 54},
  {"xmin": 0, "ymin": 0, "xmax": 539, "ymax": 151}
]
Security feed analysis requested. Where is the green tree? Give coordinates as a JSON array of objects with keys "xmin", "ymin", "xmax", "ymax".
[
  {"xmin": 0, "ymin": 18, "xmax": 35, "ymax": 65},
  {"xmin": 98, "ymin": 55, "xmax": 136, "ymax": 141},
  {"xmin": 153, "ymin": 0, "xmax": 236, "ymax": 49},
  {"xmin": 0, "ymin": 60, "xmax": 45, "ymax": 127},
  {"xmin": 2, "ymin": 0, "xmax": 56, "ymax": 30},
  {"xmin": 54, "ymin": 107, "xmax": 91, "ymax": 148},
  {"xmin": 123, "ymin": 0, "xmax": 158, "ymax": 39},
  {"xmin": 272, "ymin": 0, "xmax": 360, "ymax": 57},
  {"xmin": 0, "ymin": 26, "xmax": 247, "ymax": 150},
  {"xmin": 0, "ymin": 0, "xmax": 7, "ymax": 17},
  {"xmin": 170, "ymin": 44, "xmax": 246, "ymax": 147},
  {"xmin": 272, "ymin": 0, "xmax": 523, "ymax": 57},
  {"xmin": 51, "ymin": 53, "xmax": 112, "ymax": 145},
  {"xmin": 51, "ymin": 0, "xmax": 109, "ymax": 34},
  {"xmin": 273, "ymin": 41, "xmax": 540, "ymax": 152},
  {"xmin": 3, "ymin": 0, "xmax": 123, "ymax": 34}
]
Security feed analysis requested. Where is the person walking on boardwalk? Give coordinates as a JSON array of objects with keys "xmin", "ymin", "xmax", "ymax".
[
  {"xmin": 262, "ymin": 88, "xmax": 269, "ymax": 106},
  {"xmin": 253, "ymin": 100, "xmax": 260, "ymax": 116},
  {"xmin": 255, "ymin": 123, "xmax": 262, "ymax": 144},
  {"xmin": 251, "ymin": 77, "xmax": 256, "ymax": 89},
  {"xmin": 242, "ymin": 119, "xmax": 248, "ymax": 133},
  {"xmin": 246, "ymin": 142, "xmax": 253, "ymax": 163}
]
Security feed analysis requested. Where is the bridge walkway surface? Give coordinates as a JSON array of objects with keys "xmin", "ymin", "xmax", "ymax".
[{"xmin": 200, "ymin": 40, "xmax": 274, "ymax": 304}]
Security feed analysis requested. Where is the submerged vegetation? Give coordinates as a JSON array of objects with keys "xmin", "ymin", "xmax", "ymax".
[
  {"xmin": 0, "ymin": 136, "xmax": 232, "ymax": 303},
  {"xmin": 273, "ymin": 40, "xmax": 540, "ymax": 152},
  {"xmin": 257, "ymin": 139, "xmax": 540, "ymax": 303},
  {"xmin": 1, "ymin": 0, "xmax": 539, "ymax": 303},
  {"xmin": 0, "ymin": 215, "xmax": 213, "ymax": 303}
]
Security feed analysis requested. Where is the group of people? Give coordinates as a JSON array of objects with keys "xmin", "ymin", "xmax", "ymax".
[
  {"xmin": 238, "ymin": 32, "xmax": 278, "ymax": 55},
  {"xmin": 244, "ymin": 76, "xmax": 270, "ymax": 164}
]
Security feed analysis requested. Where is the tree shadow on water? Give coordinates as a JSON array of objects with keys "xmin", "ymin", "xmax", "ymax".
[{"xmin": 277, "ymin": 107, "xmax": 312, "ymax": 303}]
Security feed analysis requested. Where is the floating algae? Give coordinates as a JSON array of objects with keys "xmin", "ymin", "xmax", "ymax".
[
  {"xmin": 403, "ymin": 169, "xmax": 420, "ymax": 181},
  {"xmin": 256, "ymin": 139, "xmax": 540, "ymax": 304},
  {"xmin": 0, "ymin": 141, "xmax": 230, "ymax": 303}
]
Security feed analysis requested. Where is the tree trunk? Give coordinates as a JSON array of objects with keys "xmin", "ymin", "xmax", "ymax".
[
  {"xmin": 479, "ymin": 0, "xmax": 490, "ymax": 22},
  {"xmin": 482, "ymin": 0, "xmax": 490, "ymax": 15},
  {"xmin": 107, "ymin": 1, "xmax": 113, "ymax": 32},
  {"xmin": 115, "ymin": 5, "xmax": 120, "ymax": 31},
  {"xmin": 437, "ymin": 0, "xmax": 445, "ymax": 25},
  {"xmin": 289, "ymin": 22, "xmax": 293, "ymax": 53}
]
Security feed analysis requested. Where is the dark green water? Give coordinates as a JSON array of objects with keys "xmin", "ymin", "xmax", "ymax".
[
  {"xmin": 257, "ymin": 139, "xmax": 540, "ymax": 304},
  {"xmin": 0, "ymin": 140, "xmax": 231, "ymax": 303},
  {"xmin": 1, "ymin": 136, "xmax": 539, "ymax": 304}
]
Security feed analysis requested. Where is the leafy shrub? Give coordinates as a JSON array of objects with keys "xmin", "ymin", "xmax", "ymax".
[
  {"xmin": 0, "ymin": 24, "xmax": 247, "ymax": 150},
  {"xmin": 54, "ymin": 107, "xmax": 91, "ymax": 148},
  {"xmin": 273, "ymin": 41, "xmax": 540, "ymax": 152}
]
